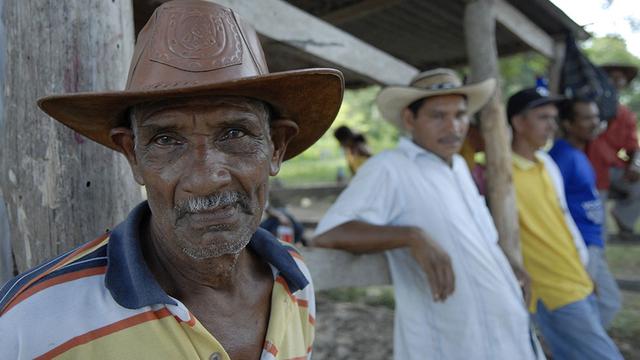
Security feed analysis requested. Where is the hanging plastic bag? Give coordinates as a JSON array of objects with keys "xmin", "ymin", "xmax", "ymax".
[{"xmin": 559, "ymin": 34, "xmax": 618, "ymax": 121}]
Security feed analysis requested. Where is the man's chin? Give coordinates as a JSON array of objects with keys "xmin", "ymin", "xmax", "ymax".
[
  {"xmin": 176, "ymin": 229, "xmax": 253, "ymax": 260},
  {"xmin": 179, "ymin": 241, "xmax": 248, "ymax": 260}
]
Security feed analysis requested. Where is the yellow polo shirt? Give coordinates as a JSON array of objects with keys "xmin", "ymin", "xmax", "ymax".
[{"xmin": 512, "ymin": 153, "xmax": 593, "ymax": 313}]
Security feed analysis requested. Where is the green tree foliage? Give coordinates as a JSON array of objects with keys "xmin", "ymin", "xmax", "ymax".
[{"xmin": 499, "ymin": 52, "xmax": 549, "ymax": 99}]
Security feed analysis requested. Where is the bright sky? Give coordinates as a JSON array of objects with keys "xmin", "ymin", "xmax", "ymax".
[{"xmin": 550, "ymin": 0, "xmax": 640, "ymax": 57}]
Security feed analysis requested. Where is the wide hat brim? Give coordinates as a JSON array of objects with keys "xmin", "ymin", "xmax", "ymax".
[
  {"xmin": 38, "ymin": 68, "xmax": 344, "ymax": 160},
  {"xmin": 376, "ymin": 78, "xmax": 496, "ymax": 127},
  {"xmin": 601, "ymin": 63, "xmax": 638, "ymax": 83}
]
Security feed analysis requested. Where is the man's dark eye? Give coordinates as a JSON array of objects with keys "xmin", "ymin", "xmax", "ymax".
[
  {"xmin": 153, "ymin": 135, "xmax": 181, "ymax": 146},
  {"xmin": 224, "ymin": 128, "xmax": 246, "ymax": 140}
]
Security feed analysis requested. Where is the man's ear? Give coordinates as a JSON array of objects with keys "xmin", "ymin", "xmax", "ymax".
[
  {"xmin": 401, "ymin": 108, "xmax": 415, "ymax": 132},
  {"xmin": 110, "ymin": 127, "xmax": 145, "ymax": 185},
  {"xmin": 511, "ymin": 114, "xmax": 525, "ymax": 135},
  {"xmin": 269, "ymin": 118, "xmax": 299, "ymax": 176}
]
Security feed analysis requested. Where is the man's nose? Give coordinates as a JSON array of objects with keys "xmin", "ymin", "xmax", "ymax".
[
  {"xmin": 444, "ymin": 116, "xmax": 463, "ymax": 133},
  {"xmin": 182, "ymin": 141, "xmax": 232, "ymax": 196}
]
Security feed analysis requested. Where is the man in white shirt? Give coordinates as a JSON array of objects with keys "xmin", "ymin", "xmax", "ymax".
[{"xmin": 313, "ymin": 68, "xmax": 543, "ymax": 360}]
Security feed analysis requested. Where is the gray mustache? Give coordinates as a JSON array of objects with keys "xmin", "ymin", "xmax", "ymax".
[
  {"xmin": 174, "ymin": 191, "xmax": 253, "ymax": 219},
  {"xmin": 440, "ymin": 135, "xmax": 462, "ymax": 143}
]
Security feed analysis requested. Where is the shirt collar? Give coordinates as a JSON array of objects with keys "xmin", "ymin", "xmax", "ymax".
[
  {"xmin": 105, "ymin": 201, "xmax": 308, "ymax": 309},
  {"xmin": 512, "ymin": 152, "xmax": 543, "ymax": 171},
  {"xmin": 398, "ymin": 137, "xmax": 448, "ymax": 165}
]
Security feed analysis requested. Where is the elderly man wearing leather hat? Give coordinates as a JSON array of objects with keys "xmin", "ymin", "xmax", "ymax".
[
  {"xmin": 0, "ymin": 1, "xmax": 342, "ymax": 359},
  {"xmin": 313, "ymin": 68, "xmax": 543, "ymax": 359}
]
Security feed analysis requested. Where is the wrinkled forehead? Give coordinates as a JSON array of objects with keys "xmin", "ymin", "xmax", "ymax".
[{"xmin": 130, "ymin": 96, "xmax": 270, "ymax": 126}]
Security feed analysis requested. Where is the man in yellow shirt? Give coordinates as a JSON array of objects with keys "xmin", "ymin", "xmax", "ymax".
[{"xmin": 508, "ymin": 88, "xmax": 622, "ymax": 360}]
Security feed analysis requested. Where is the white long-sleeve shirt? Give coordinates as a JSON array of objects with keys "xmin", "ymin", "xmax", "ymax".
[{"xmin": 315, "ymin": 138, "xmax": 543, "ymax": 360}]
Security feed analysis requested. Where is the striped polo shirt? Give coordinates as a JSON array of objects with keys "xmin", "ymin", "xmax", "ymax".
[{"xmin": 0, "ymin": 202, "xmax": 315, "ymax": 360}]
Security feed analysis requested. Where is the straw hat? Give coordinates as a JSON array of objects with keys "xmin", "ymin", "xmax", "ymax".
[
  {"xmin": 37, "ymin": 0, "xmax": 344, "ymax": 160},
  {"xmin": 376, "ymin": 68, "xmax": 495, "ymax": 127},
  {"xmin": 600, "ymin": 63, "xmax": 638, "ymax": 84}
]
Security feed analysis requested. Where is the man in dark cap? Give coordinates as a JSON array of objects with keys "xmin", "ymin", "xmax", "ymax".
[
  {"xmin": 508, "ymin": 87, "xmax": 622, "ymax": 359},
  {"xmin": 0, "ymin": 1, "xmax": 343, "ymax": 359}
]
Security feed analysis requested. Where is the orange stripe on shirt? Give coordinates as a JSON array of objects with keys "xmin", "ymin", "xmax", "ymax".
[
  {"xmin": 36, "ymin": 308, "xmax": 173, "ymax": 360},
  {"xmin": 264, "ymin": 340, "xmax": 278, "ymax": 356},
  {"xmin": 1, "ymin": 234, "xmax": 109, "ymax": 315},
  {"xmin": 308, "ymin": 314, "xmax": 316, "ymax": 325},
  {"xmin": 296, "ymin": 298, "xmax": 308, "ymax": 308},
  {"xmin": 288, "ymin": 250, "xmax": 303, "ymax": 261},
  {"xmin": 2, "ymin": 266, "xmax": 107, "ymax": 315}
]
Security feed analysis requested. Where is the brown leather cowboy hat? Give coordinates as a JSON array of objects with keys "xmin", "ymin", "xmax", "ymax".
[{"xmin": 37, "ymin": 0, "xmax": 344, "ymax": 160}]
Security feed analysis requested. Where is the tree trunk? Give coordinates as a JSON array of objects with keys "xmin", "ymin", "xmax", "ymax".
[
  {"xmin": 0, "ymin": 0, "xmax": 142, "ymax": 272},
  {"xmin": 464, "ymin": 0, "xmax": 522, "ymax": 265}
]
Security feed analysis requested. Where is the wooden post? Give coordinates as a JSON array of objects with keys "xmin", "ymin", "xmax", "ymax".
[
  {"xmin": 0, "ymin": 5, "xmax": 13, "ymax": 284},
  {"xmin": 0, "ymin": 1, "xmax": 143, "ymax": 272},
  {"xmin": 548, "ymin": 40, "xmax": 567, "ymax": 95},
  {"xmin": 464, "ymin": 0, "xmax": 522, "ymax": 265}
]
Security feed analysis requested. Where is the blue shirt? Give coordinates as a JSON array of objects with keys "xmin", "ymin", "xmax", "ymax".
[{"xmin": 549, "ymin": 139, "xmax": 605, "ymax": 248}]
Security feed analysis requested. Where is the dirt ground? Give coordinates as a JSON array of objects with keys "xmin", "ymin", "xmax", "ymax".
[
  {"xmin": 314, "ymin": 294, "xmax": 394, "ymax": 360},
  {"xmin": 313, "ymin": 292, "xmax": 640, "ymax": 360}
]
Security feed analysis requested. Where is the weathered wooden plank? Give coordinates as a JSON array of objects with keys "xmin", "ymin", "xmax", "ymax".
[
  {"xmin": 300, "ymin": 247, "xmax": 391, "ymax": 291},
  {"xmin": 321, "ymin": 0, "xmax": 401, "ymax": 25},
  {"xmin": 494, "ymin": 0, "xmax": 554, "ymax": 58},
  {"xmin": 0, "ymin": 0, "xmax": 143, "ymax": 271},
  {"xmin": 0, "ymin": 196, "xmax": 13, "ymax": 284},
  {"xmin": 464, "ymin": 0, "xmax": 522, "ymax": 266},
  {"xmin": 212, "ymin": 0, "xmax": 418, "ymax": 85}
]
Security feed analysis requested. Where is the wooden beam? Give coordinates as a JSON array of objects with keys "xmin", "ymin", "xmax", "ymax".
[
  {"xmin": 494, "ymin": 0, "xmax": 554, "ymax": 58},
  {"xmin": 300, "ymin": 248, "xmax": 391, "ymax": 291},
  {"xmin": 548, "ymin": 40, "xmax": 567, "ymax": 94},
  {"xmin": 212, "ymin": 0, "xmax": 418, "ymax": 85},
  {"xmin": 321, "ymin": 0, "xmax": 402, "ymax": 25}
]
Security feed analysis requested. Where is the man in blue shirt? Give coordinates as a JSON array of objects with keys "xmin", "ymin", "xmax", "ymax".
[{"xmin": 549, "ymin": 98, "xmax": 622, "ymax": 328}]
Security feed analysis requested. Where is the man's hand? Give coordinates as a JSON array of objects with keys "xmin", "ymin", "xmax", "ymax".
[
  {"xmin": 510, "ymin": 263, "xmax": 531, "ymax": 306},
  {"xmin": 406, "ymin": 228, "xmax": 455, "ymax": 302}
]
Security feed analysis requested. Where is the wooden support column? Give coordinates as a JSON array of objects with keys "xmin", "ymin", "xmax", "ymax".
[
  {"xmin": 548, "ymin": 40, "xmax": 567, "ymax": 94},
  {"xmin": 464, "ymin": 0, "xmax": 522, "ymax": 266},
  {"xmin": 0, "ymin": 1, "xmax": 143, "ymax": 271},
  {"xmin": 0, "ymin": 6, "xmax": 13, "ymax": 283}
]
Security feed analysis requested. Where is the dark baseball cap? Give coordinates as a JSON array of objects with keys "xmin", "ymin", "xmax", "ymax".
[{"xmin": 507, "ymin": 87, "xmax": 564, "ymax": 120}]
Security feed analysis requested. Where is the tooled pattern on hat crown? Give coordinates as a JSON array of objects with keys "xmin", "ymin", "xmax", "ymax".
[{"xmin": 148, "ymin": 4, "xmax": 243, "ymax": 75}]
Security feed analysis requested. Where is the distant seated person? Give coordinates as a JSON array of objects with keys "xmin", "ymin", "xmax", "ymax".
[
  {"xmin": 587, "ymin": 64, "xmax": 640, "ymax": 239},
  {"xmin": 333, "ymin": 125, "xmax": 372, "ymax": 175},
  {"xmin": 260, "ymin": 201, "xmax": 307, "ymax": 246}
]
